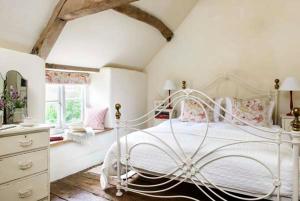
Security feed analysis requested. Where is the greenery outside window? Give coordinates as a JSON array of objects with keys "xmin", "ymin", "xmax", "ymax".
[{"xmin": 45, "ymin": 84, "xmax": 86, "ymax": 128}]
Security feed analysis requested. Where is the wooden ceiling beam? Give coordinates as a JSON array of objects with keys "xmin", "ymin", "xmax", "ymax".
[
  {"xmin": 32, "ymin": 0, "xmax": 139, "ymax": 59},
  {"xmin": 46, "ymin": 63, "xmax": 100, "ymax": 72},
  {"xmin": 60, "ymin": 0, "xmax": 138, "ymax": 21},
  {"xmin": 31, "ymin": 0, "xmax": 67, "ymax": 59},
  {"xmin": 113, "ymin": 4, "xmax": 173, "ymax": 41},
  {"xmin": 32, "ymin": 0, "xmax": 173, "ymax": 60}
]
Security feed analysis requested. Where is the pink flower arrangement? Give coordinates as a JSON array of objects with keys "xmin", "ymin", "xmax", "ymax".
[
  {"xmin": 0, "ymin": 97, "xmax": 4, "ymax": 111},
  {"xmin": 5, "ymin": 86, "xmax": 26, "ymax": 110}
]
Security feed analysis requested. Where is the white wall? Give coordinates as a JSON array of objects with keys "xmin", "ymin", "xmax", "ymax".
[
  {"xmin": 110, "ymin": 68, "xmax": 147, "ymax": 125},
  {"xmin": 0, "ymin": 48, "xmax": 45, "ymax": 122},
  {"xmin": 88, "ymin": 68, "xmax": 112, "ymax": 127},
  {"xmin": 0, "ymin": 0, "xmax": 58, "ymax": 52},
  {"xmin": 88, "ymin": 67, "xmax": 147, "ymax": 128},
  {"xmin": 145, "ymin": 0, "xmax": 300, "ymax": 115}
]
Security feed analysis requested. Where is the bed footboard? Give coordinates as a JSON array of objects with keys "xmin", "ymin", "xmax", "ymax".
[
  {"xmin": 110, "ymin": 81, "xmax": 300, "ymax": 201},
  {"xmin": 291, "ymin": 108, "xmax": 300, "ymax": 201}
]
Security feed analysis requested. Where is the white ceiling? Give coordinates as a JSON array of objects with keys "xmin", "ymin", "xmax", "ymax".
[
  {"xmin": 0, "ymin": 0, "xmax": 197, "ymax": 70},
  {"xmin": 0, "ymin": 0, "xmax": 59, "ymax": 52}
]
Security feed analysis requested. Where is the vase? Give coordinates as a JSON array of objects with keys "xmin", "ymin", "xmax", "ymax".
[
  {"xmin": 13, "ymin": 108, "xmax": 24, "ymax": 123},
  {"xmin": 0, "ymin": 111, "xmax": 3, "ymax": 127}
]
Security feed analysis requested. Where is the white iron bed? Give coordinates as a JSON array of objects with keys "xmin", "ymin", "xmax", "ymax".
[{"xmin": 101, "ymin": 75, "xmax": 300, "ymax": 201}]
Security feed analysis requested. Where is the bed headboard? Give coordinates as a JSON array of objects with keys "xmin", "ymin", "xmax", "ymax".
[{"xmin": 181, "ymin": 74, "xmax": 280, "ymax": 124}]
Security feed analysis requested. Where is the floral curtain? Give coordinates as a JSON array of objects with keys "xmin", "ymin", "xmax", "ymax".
[{"xmin": 45, "ymin": 70, "xmax": 90, "ymax": 84}]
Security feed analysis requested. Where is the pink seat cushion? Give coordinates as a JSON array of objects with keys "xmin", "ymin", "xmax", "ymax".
[{"xmin": 85, "ymin": 107, "xmax": 108, "ymax": 130}]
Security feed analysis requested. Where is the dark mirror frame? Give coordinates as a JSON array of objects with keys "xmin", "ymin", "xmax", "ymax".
[
  {"xmin": 0, "ymin": 73, "xmax": 4, "ymax": 126},
  {"xmin": 0, "ymin": 73, "xmax": 4, "ymax": 96}
]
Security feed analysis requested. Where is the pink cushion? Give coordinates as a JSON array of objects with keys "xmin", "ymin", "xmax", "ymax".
[{"xmin": 85, "ymin": 107, "xmax": 108, "ymax": 130}]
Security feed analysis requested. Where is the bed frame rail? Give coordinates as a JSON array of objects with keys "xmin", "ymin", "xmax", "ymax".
[{"xmin": 113, "ymin": 79, "xmax": 300, "ymax": 201}]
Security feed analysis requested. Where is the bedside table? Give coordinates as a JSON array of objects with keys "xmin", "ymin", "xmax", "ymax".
[
  {"xmin": 153, "ymin": 109, "xmax": 177, "ymax": 126},
  {"xmin": 281, "ymin": 114, "xmax": 294, "ymax": 131}
]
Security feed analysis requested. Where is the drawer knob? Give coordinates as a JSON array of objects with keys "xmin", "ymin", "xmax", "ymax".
[
  {"xmin": 19, "ymin": 139, "xmax": 33, "ymax": 147},
  {"xmin": 18, "ymin": 188, "xmax": 33, "ymax": 198},
  {"xmin": 18, "ymin": 161, "xmax": 33, "ymax": 170}
]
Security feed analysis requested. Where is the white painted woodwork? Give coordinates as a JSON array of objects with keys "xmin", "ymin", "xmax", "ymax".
[
  {"xmin": 0, "ymin": 126, "xmax": 50, "ymax": 201},
  {"xmin": 50, "ymin": 130, "xmax": 115, "ymax": 181},
  {"xmin": 0, "ymin": 149, "xmax": 48, "ymax": 184},
  {"xmin": 0, "ymin": 132, "xmax": 49, "ymax": 156},
  {"xmin": 0, "ymin": 173, "xmax": 48, "ymax": 201}
]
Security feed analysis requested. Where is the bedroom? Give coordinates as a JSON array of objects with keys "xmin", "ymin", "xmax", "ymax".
[{"xmin": 1, "ymin": 0, "xmax": 300, "ymax": 201}]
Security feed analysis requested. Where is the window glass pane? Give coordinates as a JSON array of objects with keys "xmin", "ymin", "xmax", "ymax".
[
  {"xmin": 46, "ymin": 84, "xmax": 59, "ymax": 101},
  {"xmin": 65, "ymin": 99, "xmax": 82, "ymax": 123},
  {"xmin": 45, "ymin": 102, "xmax": 59, "ymax": 124},
  {"xmin": 45, "ymin": 84, "xmax": 85, "ymax": 127},
  {"xmin": 65, "ymin": 85, "xmax": 82, "ymax": 99},
  {"xmin": 64, "ymin": 85, "xmax": 84, "ymax": 124}
]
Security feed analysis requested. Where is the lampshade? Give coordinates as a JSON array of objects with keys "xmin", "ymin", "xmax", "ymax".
[
  {"xmin": 279, "ymin": 77, "xmax": 300, "ymax": 91},
  {"xmin": 163, "ymin": 80, "xmax": 176, "ymax": 90}
]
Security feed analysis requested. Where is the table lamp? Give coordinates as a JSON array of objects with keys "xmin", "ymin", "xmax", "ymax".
[
  {"xmin": 163, "ymin": 80, "xmax": 176, "ymax": 109},
  {"xmin": 279, "ymin": 77, "xmax": 300, "ymax": 116}
]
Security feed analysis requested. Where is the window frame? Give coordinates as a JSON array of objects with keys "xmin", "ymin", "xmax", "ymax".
[{"xmin": 45, "ymin": 84, "xmax": 86, "ymax": 128}]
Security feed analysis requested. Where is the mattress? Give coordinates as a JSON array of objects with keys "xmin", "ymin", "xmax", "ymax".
[{"xmin": 101, "ymin": 119, "xmax": 295, "ymax": 198}]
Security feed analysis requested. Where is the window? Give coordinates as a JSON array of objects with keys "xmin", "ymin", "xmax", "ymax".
[{"xmin": 45, "ymin": 84, "xmax": 86, "ymax": 128}]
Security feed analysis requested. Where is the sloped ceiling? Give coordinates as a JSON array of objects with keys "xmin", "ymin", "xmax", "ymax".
[
  {"xmin": 0, "ymin": 0, "xmax": 198, "ymax": 70},
  {"xmin": 0, "ymin": 0, "xmax": 59, "ymax": 52}
]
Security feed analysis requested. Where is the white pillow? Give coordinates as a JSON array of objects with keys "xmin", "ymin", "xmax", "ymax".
[
  {"xmin": 224, "ymin": 97, "xmax": 233, "ymax": 121},
  {"xmin": 213, "ymin": 97, "xmax": 224, "ymax": 122},
  {"xmin": 267, "ymin": 100, "xmax": 275, "ymax": 125}
]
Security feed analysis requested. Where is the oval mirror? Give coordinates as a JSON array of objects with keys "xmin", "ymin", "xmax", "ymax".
[{"xmin": 5, "ymin": 70, "xmax": 27, "ymax": 124}]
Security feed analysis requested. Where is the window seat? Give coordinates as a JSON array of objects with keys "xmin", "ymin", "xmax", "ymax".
[
  {"xmin": 50, "ymin": 127, "xmax": 115, "ymax": 181},
  {"xmin": 50, "ymin": 128, "xmax": 113, "ymax": 147}
]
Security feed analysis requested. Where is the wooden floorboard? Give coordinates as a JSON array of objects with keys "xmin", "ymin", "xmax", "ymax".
[
  {"xmin": 51, "ymin": 180, "xmax": 107, "ymax": 201},
  {"xmin": 52, "ymin": 173, "xmax": 181, "ymax": 201},
  {"xmin": 51, "ymin": 172, "xmax": 210, "ymax": 201},
  {"xmin": 60, "ymin": 173, "xmax": 104, "ymax": 197},
  {"xmin": 51, "ymin": 167, "xmax": 268, "ymax": 201},
  {"xmin": 50, "ymin": 194, "xmax": 67, "ymax": 201}
]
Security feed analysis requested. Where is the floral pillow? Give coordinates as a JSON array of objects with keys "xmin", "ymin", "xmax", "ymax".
[
  {"xmin": 179, "ymin": 99, "xmax": 213, "ymax": 122},
  {"xmin": 231, "ymin": 98, "xmax": 274, "ymax": 127}
]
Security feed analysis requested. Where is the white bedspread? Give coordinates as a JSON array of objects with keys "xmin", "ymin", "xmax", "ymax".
[{"xmin": 101, "ymin": 120, "xmax": 295, "ymax": 198}]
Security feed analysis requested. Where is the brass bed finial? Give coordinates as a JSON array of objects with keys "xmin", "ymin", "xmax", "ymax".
[
  {"xmin": 115, "ymin": 103, "xmax": 121, "ymax": 120},
  {"xmin": 291, "ymin": 107, "xmax": 300, "ymax": 132},
  {"xmin": 182, "ymin": 81, "xmax": 186, "ymax": 89},
  {"xmin": 274, "ymin": 79, "xmax": 280, "ymax": 90}
]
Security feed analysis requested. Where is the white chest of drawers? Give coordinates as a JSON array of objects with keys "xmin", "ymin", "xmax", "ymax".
[{"xmin": 0, "ymin": 126, "xmax": 50, "ymax": 201}]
